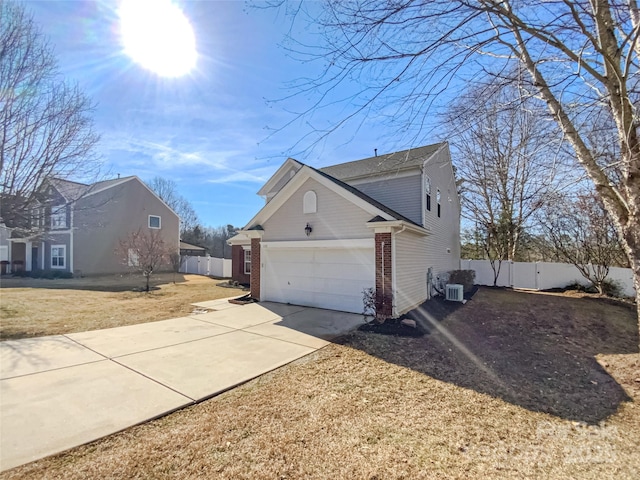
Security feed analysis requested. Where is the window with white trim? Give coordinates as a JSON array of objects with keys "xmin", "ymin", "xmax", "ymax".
[
  {"xmin": 303, "ymin": 190, "xmax": 317, "ymax": 214},
  {"xmin": 437, "ymin": 189, "xmax": 441, "ymax": 217},
  {"xmin": 425, "ymin": 176, "xmax": 432, "ymax": 212},
  {"xmin": 51, "ymin": 206, "xmax": 67, "ymax": 229},
  {"xmin": 148, "ymin": 215, "xmax": 161, "ymax": 229},
  {"xmin": 244, "ymin": 249, "xmax": 251, "ymax": 274},
  {"xmin": 51, "ymin": 245, "xmax": 66, "ymax": 268}
]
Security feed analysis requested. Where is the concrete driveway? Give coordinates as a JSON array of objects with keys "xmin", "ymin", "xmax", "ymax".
[{"xmin": 0, "ymin": 299, "xmax": 364, "ymax": 471}]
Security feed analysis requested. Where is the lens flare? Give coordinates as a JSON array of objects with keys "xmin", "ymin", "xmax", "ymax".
[{"xmin": 119, "ymin": 0, "xmax": 197, "ymax": 77}]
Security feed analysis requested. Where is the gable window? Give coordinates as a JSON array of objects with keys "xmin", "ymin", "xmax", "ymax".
[
  {"xmin": 244, "ymin": 249, "xmax": 251, "ymax": 274},
  {"xmin": 425, "ymin": 176, "xmax": 432, "ymax": 212},
  {"xmin": 303, "ymin": 190, "xmax": 317, "ymax": 214},
  {"xmin": 51, "ymin": 245, "xmax": 66, "ymax": 269},
  {"xmin": 51, "ymin": 206, "xmax": 67, "ymax": 229},
  {"xmin": 148, "ymin": 215, "xmax": 161, "ymax": 229},
  {"xmin": 437, "ymin": 189, "xmax": 441, "ymax": 218}
]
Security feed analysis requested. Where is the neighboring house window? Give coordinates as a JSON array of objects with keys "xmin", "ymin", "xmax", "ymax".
[
  {"xmin": 31, "ymin": 207, "xmax": 44, "ymax": 228},
  {"xmin": 303, "ymin": 190, "xmax": 317, "ymax": 214},
  {"xmin": 51, "ymin": 245, "xmax": 66, "ymax": 268},
  {"xmin": 51, "ymin": 206, "xmax": 67, "ymax": 229},
  {"xmin": 148, "ymin": 215, "xmax": 161, "ymax": 229},
  {"xmin": 244, "ymin": 249, "xmax": 251, "ymax": 274},
  {"xmin": 128, "ymin": 248, "xmax": 139, "ymax": 267},
  {"xmin": 425, "ymin": 176, "xmax": 432, "ymax": 212},
  {"xmin": 437, "ymin": 189, "xmax": 441, "ymax": 218}
]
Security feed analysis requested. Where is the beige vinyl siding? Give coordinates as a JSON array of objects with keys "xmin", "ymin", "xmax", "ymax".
[
  {"xmin": 394, "ymin": 230, "xmax": 429, "ymax": 315},
  {"xmin": 262, "ymin": 178, "xmax": 375, "ymax": 242},
  {"xmin": 72, "ymin": 179, "xmax": 179, "ymax": 275},
  {"xmin": 422, "ymin": 148, "xmax": 461, "ymax": 276},
  {"xmin": 352, "ymin": 174, "xmax": 422, "ymax": 224}
]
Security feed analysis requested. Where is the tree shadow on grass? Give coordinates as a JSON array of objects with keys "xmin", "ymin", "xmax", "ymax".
[{"xmin": 344, "ymin": 287, "xmax": 638, "ymax": 425}]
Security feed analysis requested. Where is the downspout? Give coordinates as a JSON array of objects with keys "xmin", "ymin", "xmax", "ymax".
[
  {"xmin": 391, "ymin": 225, "xmax": 407, "ymax": 317},
  {"xmin": 70, "ymin": 208, "xmax": 74, "ymax": 273},
  {"xmin": 381, "ymin": 241, "xmax": 385, "ymax": 315}
]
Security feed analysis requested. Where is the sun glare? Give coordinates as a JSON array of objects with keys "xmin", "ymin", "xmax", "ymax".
[{"xmin": 119, "ymin": 0, "xmax": 197, "ymax": 78}]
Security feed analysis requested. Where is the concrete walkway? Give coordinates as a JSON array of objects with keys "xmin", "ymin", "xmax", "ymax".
[{"xmin": 0, "ymin": 299, "xmax": 363, "ymax": 471}]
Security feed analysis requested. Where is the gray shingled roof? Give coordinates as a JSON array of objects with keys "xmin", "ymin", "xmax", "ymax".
[
  {"xmin": 47, "ymin": 178, "xmax": 91, "ymax": 201},
  {"xmin": 320, "ymin": 143, "xmax": 444, "ymax": 180}
]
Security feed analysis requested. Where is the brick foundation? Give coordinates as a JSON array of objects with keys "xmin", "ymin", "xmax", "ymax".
[
  {"xmin": 375, "ymin": 232, "xmax": 393, "ymax": 319},
  {"xmin": 250, "ymin": 238, "xmax": 261, "ymax": 300}
]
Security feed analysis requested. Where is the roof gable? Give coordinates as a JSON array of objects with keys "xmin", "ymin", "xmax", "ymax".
[
  {"xmin": 256, "ymin": 158, "xmax": 303, "ymax": 198},
  {"xmin": 44, "ymin": 178, "xmax": 91, "ymax": 202},
  {"xmin": 320, "ymin": 143, "xmax": 444, "ymax": 181},
  {"xmin": 244, "ymin": 163, "xmax": 425, "ymax": 231}
]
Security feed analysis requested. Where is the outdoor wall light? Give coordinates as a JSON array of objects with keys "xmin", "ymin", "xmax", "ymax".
[{"xmin": 305, "ymin": 223, "xmax": 313, "ymax": 236}]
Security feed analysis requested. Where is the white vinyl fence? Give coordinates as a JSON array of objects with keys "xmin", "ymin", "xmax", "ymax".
[
  {"xmin": 460, "ymin": 259, "xmax": 636, "ymax": 298},
  {"xmin": 180, "ymin": 256, "xmax": 232, "ymax": 278}
]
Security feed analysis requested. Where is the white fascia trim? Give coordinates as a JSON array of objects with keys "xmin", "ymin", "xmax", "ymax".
[
  {"xmin": 261, "ymin": 238, "xmax": 374, "ymax": 250},
  {"xmin": 366, "ymin": 220, "xmax": 429, "ymax": 236},
  {"xmin": 257, "ymin": 158, "xmax": 303, "ymax": 197},
  {"xmin": 237, "ymin": 229, "xmax": 264, "ymax": 239},
  {"xmin": 227, "ymin": 233, "xmax": 251, "ymax": 246},
  {"xmin": 245, "ymin": 166, "xmax": 395, "ymax": 229}
]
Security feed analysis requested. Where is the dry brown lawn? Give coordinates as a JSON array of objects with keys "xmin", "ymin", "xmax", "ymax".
[
  {"xmin": 1, "ymin": 287, "xmax": 638, "ymax": 479},
  {"xmin": 0, "ymin": 274, "xmax": 245, "ymax": 340}
]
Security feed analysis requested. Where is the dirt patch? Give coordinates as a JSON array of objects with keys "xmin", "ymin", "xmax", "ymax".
[
  {"xmin": 353, "ymin": 287, "xmax": 638, "ymax": 424},
  {"xmin": 2, "ymin": 288, "xmax": 638, "ymax": 479},
  {"xmin": 0, "ymin": 274, "xmax": 244, "ymax": 340}
]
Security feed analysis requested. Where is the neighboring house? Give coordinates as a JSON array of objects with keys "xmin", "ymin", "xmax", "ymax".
[
  {"xmin": 180, "ymin": 241, "xmax": 207, "ymax": 257},
  {"xmin": 228, "ymin": 143, "xmax": 461, "ymax": 317},
  {"xmin": 3, "ymin": 176, "xmax": 179, "ymax": 276}
]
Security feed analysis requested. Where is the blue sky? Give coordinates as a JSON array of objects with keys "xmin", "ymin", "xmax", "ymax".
[{"xmin": 23, "ymin": 0, "xmax": 411, "ymax": 228}]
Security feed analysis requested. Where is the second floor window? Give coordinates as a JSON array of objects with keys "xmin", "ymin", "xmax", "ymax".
[
  {"xmin": 425, "ymin": 176, "xmax": 432, "ymax": 212},
  {"xmin": 148, "ymin": 215, "xmax": 161, "ymax": 229},
  {"xmin": 51, "ymin": 206, "xmax": 67, "ymax": 229}
]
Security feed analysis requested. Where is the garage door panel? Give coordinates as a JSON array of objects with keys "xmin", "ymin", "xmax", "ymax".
[{"xmin": 262, "ymin": 246, "xmax": 374, "ymax": 314}]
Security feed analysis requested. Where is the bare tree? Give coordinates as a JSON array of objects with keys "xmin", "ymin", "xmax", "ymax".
[
  {"xmin": 147, "ymin": 177, "xmax": 199, "ymax": 235},
  {"xmin": 117, "ymin": 228, "xmax": 174, "ymax": 292},
  {"xmin": 447, "ymin": 80, "xmax": 567, "ymax": 283},
  {"xmin": 540, "ymin": 192, "xmax": 627, "ymax": 294},
  {"xmin": 0, "ymin": 3, "xmax": 100, "ymax": 227},
  {"xmin": 271, "ymin": 0, "xmax": 640, "ymax": 330},
  {"xmin": 169, "ymin": 251, "xmax": 186, "ymax": 284}
]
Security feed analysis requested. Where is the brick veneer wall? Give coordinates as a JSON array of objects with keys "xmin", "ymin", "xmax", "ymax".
[
  {"xmin": 375, "ymin": 232, "xmax": 393, "ymax": 318},
  {"xmin": 250, "ymin": 238, "xmax": 261, "ymax": 300},
  {"xmin": 231, "ymin": 245, "xmax": 250, "ymax": 285}
]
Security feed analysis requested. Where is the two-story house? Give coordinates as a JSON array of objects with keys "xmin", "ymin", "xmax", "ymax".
[
  {"xmin": 228, "ymin": 143, "xmax": 461, "ymax": 317},
  {"xmin": 3, "ymin": 176, "xmax": 179, "ymax": 276}
]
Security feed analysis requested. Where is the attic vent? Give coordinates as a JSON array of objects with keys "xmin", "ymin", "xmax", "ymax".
[
  {"xmin": 445, "ymin": 284, "xmax": 464, "ymax": 302},
  {"xmin": 303, "ymin": 190, "xmax": 317, "ymax": 214}
]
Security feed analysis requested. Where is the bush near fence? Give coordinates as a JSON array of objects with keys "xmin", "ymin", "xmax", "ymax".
[{"xmin": 460, "ymin": 260, "xmax": 635, "ymax": 298}]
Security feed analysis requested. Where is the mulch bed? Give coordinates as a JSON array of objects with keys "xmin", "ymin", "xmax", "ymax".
[{"xmin": 358, "ymin": 286, "xmax": 479, "ymax": 337}]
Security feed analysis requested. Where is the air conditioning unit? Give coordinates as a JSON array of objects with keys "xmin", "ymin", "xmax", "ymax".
[{"xmin": 445, "ymin": 284, "xmax": 464, "ymax": 302}]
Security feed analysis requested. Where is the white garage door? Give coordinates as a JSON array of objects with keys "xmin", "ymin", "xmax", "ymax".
[{"xmin": 261, "ymin": 245, "xmax": 375, "ymax": 314}]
